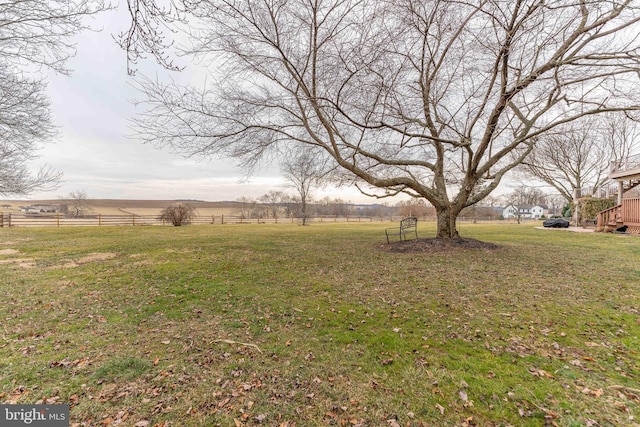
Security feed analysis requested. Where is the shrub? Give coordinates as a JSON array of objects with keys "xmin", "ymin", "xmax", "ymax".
[
  {"xmin": 159, "ymin": 203, "xmax": 197, "ymax": 226},
  {"xmin": 579, "ymin": 197, "xmax": 615, "ymax": 221}
]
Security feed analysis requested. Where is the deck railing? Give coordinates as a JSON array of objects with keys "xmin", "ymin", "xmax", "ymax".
[
  {"xmin": 596, "ymin": 204, "xmax": 621, "ymax": 231},
  {"xmin": 596, "ymin": 197, "xmax": 640, "ymax": 231},
  {"xmin": 621, "ymin": 198, "xmax": 640, "ymax": 226}
]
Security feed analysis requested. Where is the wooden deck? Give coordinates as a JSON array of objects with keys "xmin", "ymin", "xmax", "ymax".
[{"xmin": 596, "ymin": 156, "xmax": 640, "ymax": 233}]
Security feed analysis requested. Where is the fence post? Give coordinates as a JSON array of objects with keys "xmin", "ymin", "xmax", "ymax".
[
  {"xmin": 98, "ymin": 214, "xmax": 102, "ymax": 226},
  {"xmin": 8, "ymin": 213, "xmax": 11, "ymax": 228},
  {"xmin": 132, "ymin": 214, "xmax": 135, "ymax": 226},
  {"xmin": 56, "ymin": 212, "xmax": 60, "ymax": 227},
  {"xmin": 0, "ymin": 212, "xmax": 3, "ymax": 228},
  {"xmin": 221, "ymin": 214, "xmax": 224, "ymax": 224}
]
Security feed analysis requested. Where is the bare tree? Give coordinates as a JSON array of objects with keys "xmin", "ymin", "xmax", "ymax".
[
  {"xmin": 546, "ymin": 194, "xmax": 567, "ymax": 217},
  {"xmin": 116, "ymin": 0, "xmax": 185, "ymax": 75},
  {"xmin": 396, "ymin": 199, "xmax": 434, "ymax": 218},
  {"xmin": 233, "ymin": 196, "xmax": 258, "ymax": 219},
  {"xmin": 520, "ymin": 115, "xmax": 640, "ymax": 204},
  {"xmin": 0, "ymin": 71, "xmax": 62, "ymax": 196},
  {"xmin": 282, "ymin": 150, "xmax": 328, "ymax": 225},
  {"xmin": 65, "ymin": 190, "xmax": 93, "ymax": 217},
  {"xmin": 159, "ymin": 202, "xmax": 196, "ymax": 226},
  {"xmin": 0, "ymin": 0, "xmax": 108, "ymax": 196},
  {"xmin": 503, "ymin": 186, "xmax": 548, "ymax": 224},
  {"xmin": 128, "ymin": 1, "xmax": 640, "ymax": 239},
  {"xmin": 316, "ymin": 197, "xmax": 351, "ymax": 217},
  {"xmin": 258, "ymin": 190, "xmax": 287, "ymax": 220},
  {"xmin": 508, "ymin": 186, "xmax": 548, "ymax": 207}
]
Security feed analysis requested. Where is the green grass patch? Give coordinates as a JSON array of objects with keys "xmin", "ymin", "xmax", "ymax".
[
  {"xmin": 1, "ymin": 223, "xmax": 639, "ymax": 426},
  {"xmin": 94, "ymin": 357, "xmax": 152, "ymax": 382}
]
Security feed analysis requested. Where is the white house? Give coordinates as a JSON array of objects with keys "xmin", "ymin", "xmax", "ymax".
[
  {"xmin": 502, "ymin": 204, "xmax": 549, "ymax": 219},
  {"xmin": 530, "ymin": 205, "xmax": 548, "ymax": 219},
  {"xmin": 20, "ymin": 204, "xmax": 60, "ymax": 213}
]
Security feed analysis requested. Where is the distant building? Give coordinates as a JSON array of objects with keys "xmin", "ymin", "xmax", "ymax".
[
  {"xmin": 20, "ymin": 204, "xmax": 60, "ymax": 213},
  {"xmin": 502, "ymin": 204, "xmax": 549, "ymax": 219}
]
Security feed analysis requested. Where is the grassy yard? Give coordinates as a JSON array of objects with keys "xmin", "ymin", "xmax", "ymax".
[{"xmin": 0, "ymin": 223, "xmax": 638, "ymax": 426}]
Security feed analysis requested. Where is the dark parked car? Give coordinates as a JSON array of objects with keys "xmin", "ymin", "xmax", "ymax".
[{"xmin": 543, "ymin": 218, "xmax": 570, "ymax": 228}]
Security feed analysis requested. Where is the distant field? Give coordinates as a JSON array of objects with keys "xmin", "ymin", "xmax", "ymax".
[
  {"xmin": 1, "ymin": 223, "xmax": 638, "ymax": 426},
  {"xmin": 1, "ymin": 199, "xmax": 240, "ymax": 216}
]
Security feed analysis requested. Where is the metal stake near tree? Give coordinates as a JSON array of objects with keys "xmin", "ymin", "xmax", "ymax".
[{"xmin": 125, "ymin": 0, "xmax": 640, "ymax": 239}]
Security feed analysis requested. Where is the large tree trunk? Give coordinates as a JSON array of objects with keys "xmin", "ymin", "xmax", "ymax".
[{"xmin": 435, "ymin": 204, "xmax": 461, "ymax": 239}]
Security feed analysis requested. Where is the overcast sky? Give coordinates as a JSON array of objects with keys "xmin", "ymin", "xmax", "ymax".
[
  {"xmin": 24, "ymin": 5, "xmax": 381, "ymax": 203},
  {"xmin": 23, "ymin": 5, "xmax": 522, "ymax": 204}
]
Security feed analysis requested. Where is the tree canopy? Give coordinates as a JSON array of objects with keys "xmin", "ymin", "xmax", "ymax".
[
  {"xmin": 127, "ymin": 0, "xmax": 640, "ymax": 238},
  {"xmin": 0, "ymin": 0, "xmax": 107, "ymax": 196},
  {"xmin": 520, "ymin": 115, "xmax": 639, "ymax": 203}
]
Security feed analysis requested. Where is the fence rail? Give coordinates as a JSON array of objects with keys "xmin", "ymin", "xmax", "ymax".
[
  {"xmin": 0, "ymin": 213, "xmax": 520, "ymax": 228},
  {"xmin": 0, "ymin": 213, "xmax": 396, "ymax": 228}
]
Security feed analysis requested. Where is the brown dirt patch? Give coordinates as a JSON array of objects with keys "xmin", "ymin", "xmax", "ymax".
[
  {"xmin": 0, "ymin": 249, "xmax": 20, "ymax": 255},
  {"xmin": 61, "ymin": 252, "xmax": 118, "ymax": 269},
  {"xmin": 0, "ymin": 258, "xmax": 36, "ymax": 268},
  {"xmin": 380, "ymin": 237, "xmax": 500, "ymax": 253}
]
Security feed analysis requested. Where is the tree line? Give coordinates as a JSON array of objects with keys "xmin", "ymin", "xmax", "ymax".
[{"xmin": 3, "ymin": 1, "xmax": 640, "ymax": 239}]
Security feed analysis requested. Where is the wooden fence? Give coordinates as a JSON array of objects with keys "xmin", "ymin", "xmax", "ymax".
[
  {"xmin": 0, "ymin": 212, "xmax": 525, "ymax": 228},
  {"xmin": 0, "ymin": 213, "xmax": 403, "ymax": 228}
]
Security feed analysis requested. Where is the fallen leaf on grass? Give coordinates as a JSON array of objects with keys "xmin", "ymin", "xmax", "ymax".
[
  {"xmin": 134, "ymin": 421, "xmax": 150, "ymax": 427},
  {"xmin": 543, "ymin": 408, "xmax": 560, "ymax": 419},
  {"xmin": 581, "ymin": 387, "xmax": 603, "ymax": 397},
  {"xmin": 3, "ymin": 387, "xmax": 29, "ymax": 404},
  {"xmin": 528, "ymin": 367, "xmax": 554, "ymax": 378},
  {"xmin": 614, "ymin": 401, "xmax": 629, "ymax": 412},
  {"xmin": 386, "ymin": 419, "xmax": 401, "ymax": 427},
  {"xmin": 435, "ymin": 403, "xmax": 445, "ymax": 415},
  {"xmin": 459, "ymin": 390, "xmax": 468, "ymax": 402},
  {"xmin": 461, "ymin": 416, "xmax": 475, "ymax": 426},
  {"xmin": 35, "ymin": 396, "xmax": 60, "ymax": 404}
]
